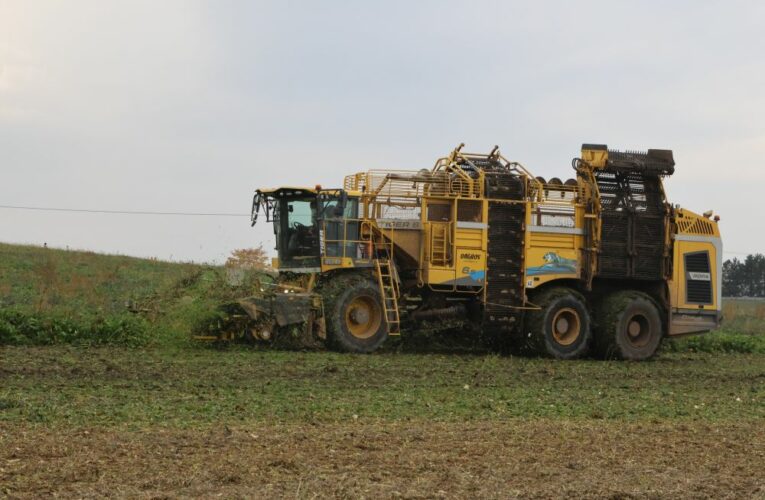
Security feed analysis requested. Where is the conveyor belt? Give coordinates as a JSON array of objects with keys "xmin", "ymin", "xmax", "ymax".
[{"xmin": 484, "ymin": 172, "xmax": 526, "ymax": 331}]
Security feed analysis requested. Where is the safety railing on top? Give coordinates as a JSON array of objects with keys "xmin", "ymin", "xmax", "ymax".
[
  {"xmin": 344, "ymin": 170, "xmax": 481, "ymax": 201},
  {"xmin": 343, "ymin": 146, "xmax": 585, "ymax": 207}
]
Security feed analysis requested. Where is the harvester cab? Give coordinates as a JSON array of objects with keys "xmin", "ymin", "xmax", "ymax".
[{"xmin": 252, "ymin": 187, "xmax": 360, "ymax": 273}]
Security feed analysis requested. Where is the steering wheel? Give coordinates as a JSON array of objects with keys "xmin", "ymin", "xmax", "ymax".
[{"xmin": 291, "ymin": 221, "xmax": 308, "ymax": 230}]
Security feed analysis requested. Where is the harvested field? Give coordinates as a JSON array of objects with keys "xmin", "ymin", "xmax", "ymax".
[
  {"xmin": 2, "ymin": 420, "xmax": 764, "ymax": 499},
  {"xmin": 1, "ymin": 346, "xmax": 764, "ymax": 498}
]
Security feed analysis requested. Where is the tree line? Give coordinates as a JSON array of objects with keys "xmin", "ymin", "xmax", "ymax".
[{"xmin": 723, "ymin": 254, "xmax": 765, "ymax": 297}]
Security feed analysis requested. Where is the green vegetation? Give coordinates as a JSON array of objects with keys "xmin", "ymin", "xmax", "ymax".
[
  {"xmin": 0, "ymin": 346, "xmax": 763, "ymax": 428},
  {"xmin": 0, "ymin": 309, "xmax": 149, "ymax": 347},
  {"xmin": 0, "ymin": 243, "xmax": 200, "ymax": 312},
  {"xmin": 0, "ymin": 243, "xmax": 263, "ymax": 347},
  {"xmin": 666, "ymin": 298, "xmax": 765, "ymax": 354}
]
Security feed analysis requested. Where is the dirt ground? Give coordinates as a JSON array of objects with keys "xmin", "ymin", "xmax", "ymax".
[{"xmin": 2, "ymin": 420, "xmax": 764, "ymax": 499}]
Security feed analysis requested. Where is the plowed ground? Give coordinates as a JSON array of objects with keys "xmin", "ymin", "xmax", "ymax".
[{"xmin": 1, "ymin": 346, "xmax": 764, "ymax": 498}]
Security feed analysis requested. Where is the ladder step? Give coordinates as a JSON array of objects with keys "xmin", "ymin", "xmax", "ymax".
[{"xmin": 375, "ymin": 258, "xmax": 400, "ymax": 335}]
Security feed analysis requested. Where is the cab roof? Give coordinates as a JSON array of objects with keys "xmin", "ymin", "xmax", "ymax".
[
  {"xmin": 257, "ymin": 187, "xmax": 317, "ymax": 197},
  {"xmin": 256, "ymin": 187, "xmax": 361, "ymax": 197}
]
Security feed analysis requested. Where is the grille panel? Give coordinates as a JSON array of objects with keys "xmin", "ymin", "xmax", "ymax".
[{"xmin": 685, "ymin": 252, "xmax": 712, "ymax": 304}]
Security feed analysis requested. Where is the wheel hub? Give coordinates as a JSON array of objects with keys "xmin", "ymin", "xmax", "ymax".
[
  {"xmin": 551, "ymin": 308, "xmax": 581, "ymax": 346},
  {"xmin": 350, "ymin": 307, "xmax": 370, "ymax": 325},
  {"xmin": 625, "ymin": 314, "xmax": 651, "ymax": 347},
  {"xmin": 628, "ymin": 320, "xmax": 641, "ymax": 337},
  {"xmin": 556, "ymin": 317, "xmax": 569, "ymax": 333},
  {"xmin": 344, "ymin": 295, "xmax": 382, "ymax": 340}
]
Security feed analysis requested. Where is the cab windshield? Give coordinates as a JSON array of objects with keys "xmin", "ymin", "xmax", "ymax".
[{"xmin": 277, "ymin": 198, "xmax": 320, "ymax": 269}]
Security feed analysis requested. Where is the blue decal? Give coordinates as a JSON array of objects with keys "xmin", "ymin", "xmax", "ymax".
[
  {"xmin": 527, "ymin": 251, "xmax": 577, "ymax": 276},
  {"xmin": 469, "ymin": 270, "xmax": 485, "ymax": 282}
]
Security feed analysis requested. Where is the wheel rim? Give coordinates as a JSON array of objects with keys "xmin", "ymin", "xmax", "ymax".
[
  {"xmin": 625, "ymin": 313, "xmax": 651, "ymax": 347},
  {"xmin": 345, "ymin": 295, "xmax": 382, "ymax": 340},
  {"xmin": 551, "ymin": 307, "xmax": 581, "ymax": 346}
]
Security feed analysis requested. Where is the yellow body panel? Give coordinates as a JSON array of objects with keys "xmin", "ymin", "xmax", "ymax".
[
  {"xmin": 580, "ymin": 147, "xmax": 608, "ymax": 168},
  {"xmin": 670, "ymin": 240, "xmax": 719, "ymax": 311},
  {"xmin": 454, "ymin": 227, "xmax": 483, "ymax": 249},
  {"xmin": 529, "ymin": 232, "xmax": 577, "ymax": 249},
  {"xmin": 427, "ymin": 267, "xmax": 458, "ymax": 286},
  {"xmin": 669, "ymin": 208, "xmax": 722, "ymax": 314},
  {"xmin": 455, "ymin": 249, "xmax": 487, "ymax": 286}
]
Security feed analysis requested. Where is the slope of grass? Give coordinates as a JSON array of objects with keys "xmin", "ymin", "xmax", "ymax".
[
  {"xmin": 0, "ymin": 243, "xmax": 201, "ymax": 313},
  {"xmin": 0, "ymin": 243, "xmax": 263, "ymax": 347}
]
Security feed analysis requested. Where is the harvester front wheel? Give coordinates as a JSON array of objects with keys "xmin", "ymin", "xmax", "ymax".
[
  {"xmin": 594, "ymin": 291, "xmax": 663, "ymax": 361},
  {"xmin": 324, "ymin": 277, "xmax": 388, "ymax": 353},
  {"xmin": 526, "ymin": 287, "xmax": 592, "ymax": 359}
]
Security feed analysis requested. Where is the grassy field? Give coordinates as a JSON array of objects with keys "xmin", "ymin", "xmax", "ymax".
[
  {"xmin": 1, "ymin": 243, "xmax": 764, "ymax": 497},
  {"xmin": 0, "ymin": 243, "xmax": 263, "ymax": 347}
]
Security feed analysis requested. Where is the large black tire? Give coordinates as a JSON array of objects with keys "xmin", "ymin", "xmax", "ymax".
[
  {"xmin": 526, "ymin": 287, "xmax": 592, "ymax": 359},
  {"xmin": 321, "ymin": 274, "xmax": 388, "ymax": 353},
  {"xmin": 594, "ymin": 291, "xmax": 663, "ymax": 361}
]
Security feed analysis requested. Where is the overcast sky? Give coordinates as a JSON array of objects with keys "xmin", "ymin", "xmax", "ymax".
[{"xmin": 1, "ymin": 1, "xmax": 763, "ymax": 263}]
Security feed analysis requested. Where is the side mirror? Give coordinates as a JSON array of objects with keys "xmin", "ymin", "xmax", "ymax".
[
  {"xmin": 250, "ymin": 193, "xmax": 260, "ymax": 227},
  {"xmin": 339, "ymin": 191, "xmax": 348, "ymax": 210}
]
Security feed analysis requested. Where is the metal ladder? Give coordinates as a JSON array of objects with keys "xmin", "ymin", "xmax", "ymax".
[
  {"xmin": 374, "ymin": 258, "xmax": 400, "ymax": 335},
  {"xmin": 430, "ymin": 224, "xmax": 449, "ymax": 266}
]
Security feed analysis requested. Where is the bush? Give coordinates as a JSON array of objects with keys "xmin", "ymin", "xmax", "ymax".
[{"xmin": 0, "ymin": 309, "xmax": 150, "ymax": 347}]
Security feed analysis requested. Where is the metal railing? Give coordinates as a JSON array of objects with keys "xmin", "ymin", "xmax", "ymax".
[{"xmin": 319, "ymin": 218, "xmax": 394, "ymax": 263}]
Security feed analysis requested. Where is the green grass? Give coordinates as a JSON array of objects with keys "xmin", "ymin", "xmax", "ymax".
[
  {"xmin": 720, "ymin": 297, "xmax": 765, "ymax": 335},
  {"xmin": 0, "ymin": 243, "xmax": 200, "ymax": 313},
  {"xmin": 666, "ymin": 297, "xmax": 765, "ymax": 354},
  {"xmin": 666, "ymin": 330, "xmax": 765, "ymax": 354},
  {"xmin": 0, "ymin": 346, "xmax": 762, "ymax": 428},
  {"xmin": 0, "ymin": 243, "xmax": 264, "ymax": 347}
]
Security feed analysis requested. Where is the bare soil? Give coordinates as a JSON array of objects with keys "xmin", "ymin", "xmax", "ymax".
[{"xmin": 2, "ymin": 420, "xmax": 764, "ymax": 499}]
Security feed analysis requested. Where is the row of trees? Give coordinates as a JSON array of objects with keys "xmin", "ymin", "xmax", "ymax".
[{"xmin": 723, "ymin": 254, "xmax": 765, "ymax": 297}]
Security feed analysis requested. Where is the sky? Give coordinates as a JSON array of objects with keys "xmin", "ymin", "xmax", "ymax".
[{"xmin": 0, "ymin": 1, "xmax": 763, "ymax": 263}]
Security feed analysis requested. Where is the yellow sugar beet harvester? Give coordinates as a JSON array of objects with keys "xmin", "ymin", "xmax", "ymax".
[{"xmin": 230, "ymin": 143, "xmax": 721, "ymax": 360}]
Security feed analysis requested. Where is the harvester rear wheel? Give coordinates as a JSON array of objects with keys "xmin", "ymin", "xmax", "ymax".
[
  {"xmin": 594, "ymin": 291, "xmax": 663, "ymax": 361},
  {"xmin": 526, "ymin": 287, "xmax": 592, "ymax": 359},
  {"xmin": 323, "ymin": 275, "xmax": 388, "ymax": 353}
]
